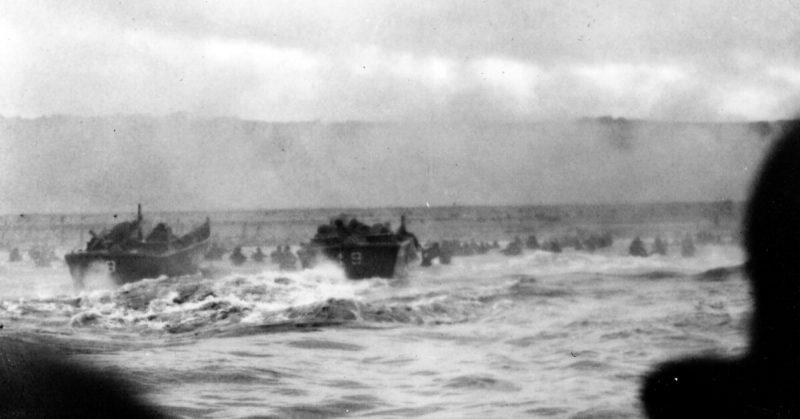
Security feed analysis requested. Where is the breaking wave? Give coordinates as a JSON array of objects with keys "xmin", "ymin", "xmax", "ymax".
[{"xmin": 0, "ymin": 243, "xmax": 746, "ymax": 341}]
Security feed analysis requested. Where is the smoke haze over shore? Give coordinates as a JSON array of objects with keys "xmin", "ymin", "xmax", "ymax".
[
  {"xmin": 2, "ymin": 1, "xmax": 797, "ymax": 213},
  {"xmin": 0, "ymin": 115, "xmax": 778, "ymax": 213}
]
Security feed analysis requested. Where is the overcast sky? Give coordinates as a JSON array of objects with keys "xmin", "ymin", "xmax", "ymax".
[
  {"xmin": 2, "ymin": 0, "xmax": 800, "ymax": 122},
  {"xmin": 0, "ymin": 1, "xmax": 797, "ymax": 213}
]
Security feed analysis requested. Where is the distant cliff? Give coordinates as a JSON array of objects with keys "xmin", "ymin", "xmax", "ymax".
[{"xmin": 0, "ymin": 115, "xmax": 786, "ymax": 213}]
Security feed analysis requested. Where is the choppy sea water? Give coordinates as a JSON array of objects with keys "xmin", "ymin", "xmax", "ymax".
[{"xmin": 0, "ymin": 212, "xmax": 747, "ymax": 418}]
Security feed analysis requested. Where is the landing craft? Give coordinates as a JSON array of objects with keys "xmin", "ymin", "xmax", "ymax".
[
  {"xmin": 65, "ymin": 205, "xmax": 211, "ymax": 288},
  {"xmin": 306, "ymin": 214, "xmax": 420, "ymax": 279}
]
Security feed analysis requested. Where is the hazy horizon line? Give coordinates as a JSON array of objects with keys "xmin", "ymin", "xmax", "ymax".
[
  {"xmin": 0, "ymin": 198, "xmax": 745, "ymax": 219},
  {"xmin": 0, "ymin": 112, "xmax": 792, "ymax": 125}
]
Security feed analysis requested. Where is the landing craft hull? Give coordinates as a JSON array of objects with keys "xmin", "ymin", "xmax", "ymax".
[
  {"xmin": 65, "ymin": 239, "xmax": 210, "ymax": 287},
  {"xmin": 315, "ymin": 239, "xmax": 416, "ymax": 279}
]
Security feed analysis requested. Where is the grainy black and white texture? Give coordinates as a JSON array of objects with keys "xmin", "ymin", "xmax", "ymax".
[{"xmin": 1, "ymin": 2, "xmax": 800, "ymax": 418}]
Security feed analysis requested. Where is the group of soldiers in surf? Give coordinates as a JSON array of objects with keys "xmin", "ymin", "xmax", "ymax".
[
  {"xmin": 420, "ymin": 231, "xmax": 615, "ymax": 265},
  {"xmin": 420, "ymin": 239, "xmax": 502, "ymax": 266},
  {"xmin": 423, "ymin": 231, "xmax": 700, "ymax": 261},
  {"xmin": 628, "ymin": 235, "xmax": 696, "ymax": 257},
  {"xmin": 6, "ymin": 245, "xmax": 57, "ymax": 267},
  {"xmin": 500, "ymin": 235, "xmax": 562, "ymax": 255},
  {"xmin": 28, "ymin": 245, "xmax": 58, "ymax": 267},
  {"xmin": 509, "ymin": 231, "xmax": 614, "ymax": 255},
  {"xmin": 223, "ymin": 244, "xmax": 299, "ymax": 270},
  {"xmin": 269, "ymin": 246, "xmax": 298, "ymax": 270}
]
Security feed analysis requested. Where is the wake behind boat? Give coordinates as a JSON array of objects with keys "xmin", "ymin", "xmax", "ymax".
[{"xmin": 65, "ymin": 205, "xmax": 211, "ymax": 288}]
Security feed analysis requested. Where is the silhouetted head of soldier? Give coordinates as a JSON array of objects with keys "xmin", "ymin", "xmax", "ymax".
[{"xmin": 642, "ymin": 122, "xmax": 800, "ymax": 418}]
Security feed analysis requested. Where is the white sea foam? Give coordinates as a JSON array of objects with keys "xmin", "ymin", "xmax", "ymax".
[{"xmin": 0, "ymin": 230, "xmax": 749, "ymax": 418}]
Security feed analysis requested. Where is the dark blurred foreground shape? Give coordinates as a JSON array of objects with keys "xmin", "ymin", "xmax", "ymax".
[
  {"xmin": 642, "ymin": 122, "xmax": 800, "ymax": 418},
  {"xmin": 0, "ymin": 338, "xmax": 165, "ymax": 418}
]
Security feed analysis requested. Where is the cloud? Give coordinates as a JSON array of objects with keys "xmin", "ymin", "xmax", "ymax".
[{"xmin": 2, "ymin": 1, "xmax": 800, "ymax": 121}]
